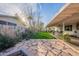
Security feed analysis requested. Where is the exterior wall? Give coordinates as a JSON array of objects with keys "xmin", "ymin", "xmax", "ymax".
[
  {"xmin": 0, "ymin": 16, "xmax": 26, "ymax": 38},
  {"xmin": 60, "ymin": 24, "xmax": 79, "ymax": 37}
]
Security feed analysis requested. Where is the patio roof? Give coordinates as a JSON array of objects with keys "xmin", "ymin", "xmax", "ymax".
[{"xmin": 47, "ymin": 3, "xmax": 79, "ymax": 27}]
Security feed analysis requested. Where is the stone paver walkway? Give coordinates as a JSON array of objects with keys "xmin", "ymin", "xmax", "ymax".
[{"xmin": 0, "ymin": 39, "xmax": 79, "ymax": 56}]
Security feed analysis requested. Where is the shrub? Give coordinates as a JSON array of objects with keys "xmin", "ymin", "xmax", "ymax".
[
  {"xmin": 21, "ymin": 30, "xmax": 34, "ymax": 40},
  {"xmin": 63, "ymin": 34, "xmax": 71, "ymax": 42},
  {"xmin": 0, "ymin": 34, "xmax": 20, "ymax": 52},
  {"xmin": 59, "ymin": 33, "xmax": 71, "ymax": 42}
]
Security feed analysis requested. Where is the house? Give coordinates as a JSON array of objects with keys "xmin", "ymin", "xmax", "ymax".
[
  {"xmin": 0, "ymin": 14, "xmax": 28, "ymax": 38},
  {"xmin": 47, "ymin": 3, "xmax": 79, "ymax": 37}
]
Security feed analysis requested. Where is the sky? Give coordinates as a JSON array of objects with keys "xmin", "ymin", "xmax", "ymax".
[
  {"xmin": 0, "ymin": 3, "xmax": 65, "ymax": 26},
  {"xmin": 40, "ymin": 3, "xmax": 65, "ymax": 26}
]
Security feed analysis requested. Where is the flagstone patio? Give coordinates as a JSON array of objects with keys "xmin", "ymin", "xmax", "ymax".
[{"xmin": 0, "ymin": 39, "xmax": 79, "ymax": 56}]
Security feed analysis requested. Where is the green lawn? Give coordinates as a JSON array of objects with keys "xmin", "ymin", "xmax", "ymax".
[{"xmin": 31, "ymin": 32, "xmax": 55, "ymax": 39}]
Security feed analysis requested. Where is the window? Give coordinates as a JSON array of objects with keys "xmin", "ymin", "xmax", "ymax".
[
  {"xmin": 8, "ymin": 22, "xmax": 16, "ymax": 26},
  {"xmin": 0, "ymin": 20, "xmax": 17, "ymax": 26},
  {"xmin": 65, "ymin": 25, "xmax": 72, "ymax": 31},
  {"xmin": 0, "ymin": 20, "xmax": 7, "ymax": 25}
]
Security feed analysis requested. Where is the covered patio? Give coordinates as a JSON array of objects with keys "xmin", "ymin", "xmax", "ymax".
[{"xmin": 47, "ymin": 3, "xmax": 79, "ymax": 37}]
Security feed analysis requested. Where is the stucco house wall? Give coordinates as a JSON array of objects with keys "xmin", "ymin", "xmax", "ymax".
[
  {"xmin": 58, "ymin": 24, "xmax": 79, "ymax": 37},
  {"xmin": 0, "ymin": 15, "xmax": 27, "ymax": 38}
]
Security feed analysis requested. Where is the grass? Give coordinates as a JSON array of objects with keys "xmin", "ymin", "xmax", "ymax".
[{"xmin": 31, "ymin": 32, "xmax": 56, "ymax": 39}]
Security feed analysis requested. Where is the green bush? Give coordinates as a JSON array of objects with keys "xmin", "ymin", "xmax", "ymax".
[
  {"xmin": 0, "ymin": 34, "xmax": 20, "ymax": 52},
  {"xmin": 59, "ymin": 33, "xmax": 71, "ymax": 42},
  {"xmin": 21, "ymin": 30, "xmax": 33, "ymax": 40},
  {"xmin": 63, "ymin": 34, "xmax": 71, "ymax": 42}
]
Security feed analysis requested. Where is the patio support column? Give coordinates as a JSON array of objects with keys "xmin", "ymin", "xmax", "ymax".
[{"xmin": 62, "ymin": 22, "xmax": 65, "ymax": 33}]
